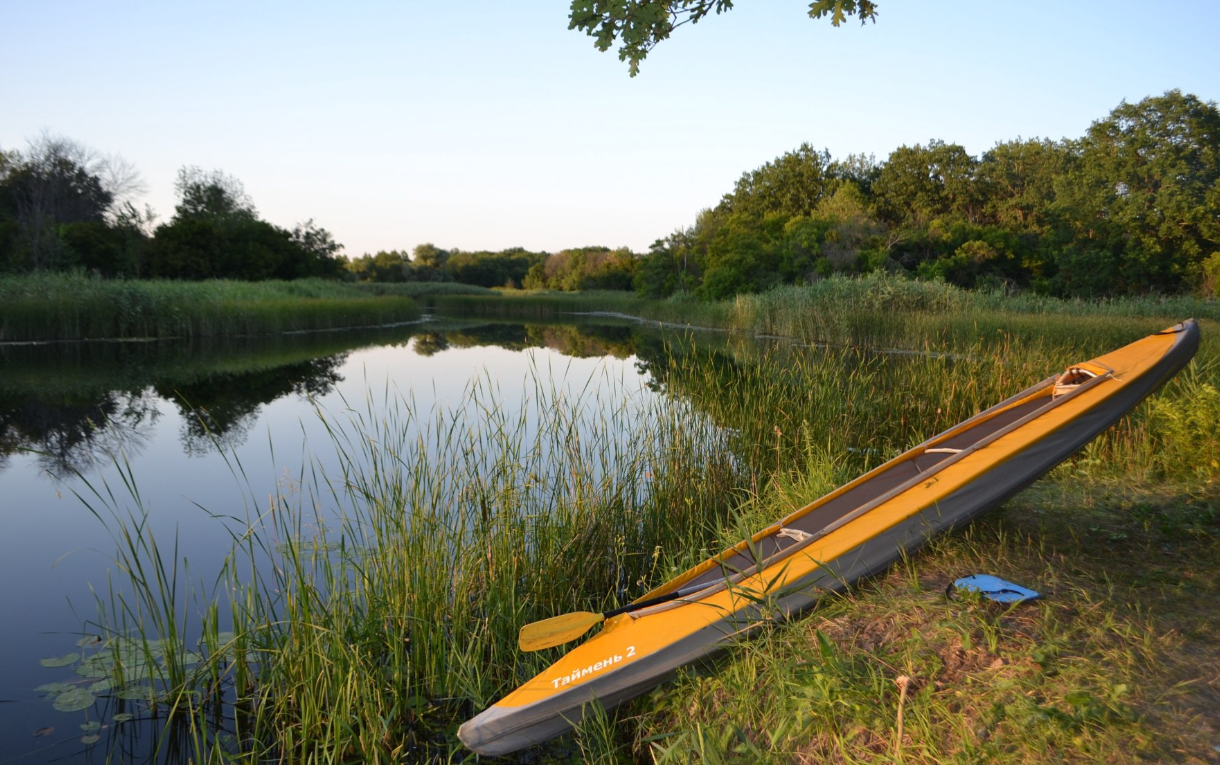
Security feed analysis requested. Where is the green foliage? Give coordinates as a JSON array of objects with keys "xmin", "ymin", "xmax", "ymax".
[
  {"xmin": 145, "ymin": 166, "xmax": 344, "ymax": 281},
  {"xmin": 1052, "ymin": 90, "xmax": 1220, "ymax": 295},
  {"xmin": 0, "ymin": 272, "xmax": 422, "ymax": 341},
  {"xmin": 641, "ymin": 90, "xmax": 1219, "ymax": 300},
  {"xmin": 719, "ymin": 143, "xmax": 836, "ymax": 220},
  {"xmin": 345, "ymin": 249, "xmax": 411, "ymax": 282},
  {"xmin": 569, "ymin": 0, "xmax": 878, "ymax": 76},
  {"xmin": 873, "ymin": 139, "xmax": 981, "ymax": 228},
  {"xmin": 1145, "ymin": 360, "xmax": 1220, "ymax": 481},
  {"xmin": 0, "ymin": 135, "xmax": 116, "ymax": 272},
  {"xmin": 173, "ymin": 166, "xmax": 255, "ymax": 220},
  {"xmin": 0, "ymin": 146, "xmax": 345, "ymax": 282},
  {"xmin": 524, "ymin": 246, "xmax": 639, "ymax": 291},
  {"xmin": 445, "ymin": 246, "xmax": 545, "ymax": 288}
]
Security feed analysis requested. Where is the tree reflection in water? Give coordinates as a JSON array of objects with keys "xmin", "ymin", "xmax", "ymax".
[
  {"xmin": 0, "ymin": 316, "xmax": 661, "ymax": 476},
  {"xmin": 0, "ymin": 388, "xmax": 160, "ymax": 478},
  {"xmin": 162, "ymin": 355, "xmax": 346, "ymax": 456}
]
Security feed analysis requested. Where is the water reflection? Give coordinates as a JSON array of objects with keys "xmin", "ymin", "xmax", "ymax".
[
  {"xmin": 163, "ymin": 356, "xmax": 347, "ymax": 456},
  {"xmin": 0, "ymin": 319, "xmax": 658, "ymax": 474},
  {"xmin": 0, "ymin": 387, "xmax": 160, "ymax": 478}
]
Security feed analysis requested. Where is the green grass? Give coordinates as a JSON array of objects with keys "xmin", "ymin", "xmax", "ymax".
[
  {"xmin": 632, "ymin": 482, "xmax": 1220, "ymax": 764},
  {"xmin": 57, "ymin": 290, "xmax": 1220, "ymax": 764},
  {"xmin": 0, "ymin": 273, "xmax": 433, "ymax": 341}
]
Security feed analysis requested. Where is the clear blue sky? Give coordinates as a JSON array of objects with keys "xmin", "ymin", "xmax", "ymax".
[{"xmin": 3, "ymin": 0, "xmax": 1218, "ymax": 258}]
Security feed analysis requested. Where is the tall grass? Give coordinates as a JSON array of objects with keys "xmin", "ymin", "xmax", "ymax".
[
  {"xmin": 0, "ymin": 273, "xmax": 426, "ymax": 342},
  {"xmin": 74, "ymin": 362, "xmax": 741, "ymax": 762}
]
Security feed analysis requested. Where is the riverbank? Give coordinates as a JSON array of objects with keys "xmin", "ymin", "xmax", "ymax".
[
  {"xmin": 0, "ymin": 273, "xmax": 494, "ymax": 342},
  {"xmin": 432, "ymin": 274, "xmax": 1220, "ymax": 353}
]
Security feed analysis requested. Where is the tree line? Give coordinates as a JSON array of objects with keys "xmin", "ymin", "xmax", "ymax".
[
  {"xmin": 0, "ymin": 136, "xmax": 344, "ymax": 280},
  {"xmin": 355, "ymin": 90, "xmax": 1220, "ymax": 300},
  {"xmin": 636, "ymin": 90, "xmax": 1220, "ymax": 299},
  {"xmin": 7, "ymin": 89, "xmax": 1217, "ymax": 299},
  {"xmin": 345, "ymin": 244, "xmax": 639, "ymax": 291}
]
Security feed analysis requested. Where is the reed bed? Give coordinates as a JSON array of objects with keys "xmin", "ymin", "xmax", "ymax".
[
  {"xmin": 73, "ymin": 362, "xmax": 742, "ymax": 762},
  {"xmin": 0, "ymin": 273, "xmax": 425, "ymax": 342},
  {"xmin": 434, "ymin": 274, "xmax": 1220, "ymax": 353}
]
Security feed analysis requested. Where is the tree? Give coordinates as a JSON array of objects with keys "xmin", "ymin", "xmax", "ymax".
[
  {"xmin": 173, "ymin": 166, "xmax": 255, "ymax": 220},
  {"xmin": 412, "ymin": 242, "xmax": 449, "ymax": 269},
  {"xmin": 148, "ymin": 166, "xmax": 344, "ymax": 280},
  {"xmin": 569, "ymin": 0, "xmax": 878, "ymax": 75},
  {"xmin": 346, "ymin": 250, "xmax": 410, "ymax": 282},
  {"xmin": 444, "ymin": 248, "xmax": 544, "ymax": 288},
  {"xmin": 408, "ymin": 242, "xmax": 452, "ymax": 281},
  {"xmin": 718, "ymin": 143, "xmax": 835, "ymax": 220},
  {"xmin": 976, "ymin": 139, "xmax": 1073, "ymax": 234},
  {"xmin": 0, "ymin": 135, "xmax": 114, "ymax": 270},
  {"xmin": 873, "ymin": 140, "xmax": 981, "ymax": 229},
  {"xmin": 291, "ymin": 220, "xmax": 345, "ymax": 278},
  {"xmin": 1054, "ymin": 90, "xmax": 1220, "ymax": 294}
]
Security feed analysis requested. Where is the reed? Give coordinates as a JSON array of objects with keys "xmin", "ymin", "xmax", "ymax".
[
  {"xmin": 434, "ymin": 274, "xmax": 1220, "ymax": 352},
  {"xmin": 74, "ymin": 362, "xmax": 742, "ymax": 762},
  {"xmin": 0, "ymin": 273, "xmax": 428, "ymax": 342}
]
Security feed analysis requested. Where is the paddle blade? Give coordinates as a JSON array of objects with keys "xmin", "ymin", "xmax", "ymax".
[{"xmin": 518, "ymin": 611, "xmax": 604, "ymax": 652}]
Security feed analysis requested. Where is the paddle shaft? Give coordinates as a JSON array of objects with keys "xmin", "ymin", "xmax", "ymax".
[{"xmin": 602, "ymin": 583, "xmax": 705, "ymax": 619}]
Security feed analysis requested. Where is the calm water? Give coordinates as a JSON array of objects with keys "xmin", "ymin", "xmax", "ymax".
[{"xmin": 0, "ymin": 316, "xmax": 675, "ymax": 763}]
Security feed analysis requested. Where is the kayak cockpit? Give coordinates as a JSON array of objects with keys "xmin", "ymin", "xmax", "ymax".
[{"xmin": 637, "ymin": 362, "xmax": 1116, "ymax": 607}]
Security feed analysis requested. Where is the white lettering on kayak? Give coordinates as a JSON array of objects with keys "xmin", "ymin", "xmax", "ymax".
[{"xmin": 550, "ymin": 647, "xmax": 636, "ymax": 689}]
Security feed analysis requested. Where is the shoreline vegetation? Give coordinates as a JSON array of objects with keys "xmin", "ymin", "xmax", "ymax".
[
  {"xmin": 24, "ymin": 274, "xmax": 1218, "ymax": 763},
  {"xmin": 0, "ymin": 273, "xmax": 494, "ymax": 342},
  {"xmin": 6, "ymin": 92, "xmax": 1219, "ymax": 307},
  {"xmin": 5, "ymin": 270, "xmax": 1218, "ymax": 346}
]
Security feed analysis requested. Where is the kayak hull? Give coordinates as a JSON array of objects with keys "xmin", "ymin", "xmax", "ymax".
[{"xmin": 459, "ymin": 320, "xmax": 1200, "ymax": 756}]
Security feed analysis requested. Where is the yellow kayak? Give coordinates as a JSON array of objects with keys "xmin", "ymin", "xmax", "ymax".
[{"xmin": 459, "ymin": 320, "xmax": 1200, "ymax": 756}]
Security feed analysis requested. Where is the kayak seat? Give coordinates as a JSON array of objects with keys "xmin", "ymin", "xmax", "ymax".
[{"xmin": 1053, "ymin": 367, "xmax": 1098, "ymax": 397}]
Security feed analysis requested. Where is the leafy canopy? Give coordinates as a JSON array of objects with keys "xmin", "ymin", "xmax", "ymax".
[{"xmin": 569, "ymin": 0, "xmax": 878, "ymax": 75}]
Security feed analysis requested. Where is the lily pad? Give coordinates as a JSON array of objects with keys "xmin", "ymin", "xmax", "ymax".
[
  {"xmin": 33, "ymin": 726, "xmax": 54, "ymax": 737},
  {"xmin": 89, "ymin": 679, "xmax": 111, "ymax": 694},
  {"xmin": 81, "ymin": 734, "xmax": 100, "ymax": 745},
  {"xmin": 35, "ymin": 682, "xmax": 75, "ymax": 697},
  {"xmin": 52, "ymin": 688, "xmax": 95, "ymax": 712},
  {"xmin": 75, "ymin": 655, "xmax": 112, "ymax": 679},
  {"xmin": 112, "ymin": 713, "xmax": 134, "ymax": 724},
  {"xmin": 80, "ymin": 721, "xmax": 101, "ymax": 733},
  {"xmin": 39, "ymin": 653, "xmax": 80, "ymax": 668},
  {"xmin": 115, "ymin": 686, "xmax": 150, "ymax": 701},
  {"xmin": 76, "ymin": 636, "xmax": 102, "ymax": 648}
]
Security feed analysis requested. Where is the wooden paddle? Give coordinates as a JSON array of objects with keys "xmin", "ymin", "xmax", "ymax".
[{"xmin": 518, "ymin": 583, "xmax": 706, "ymax": 651}]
